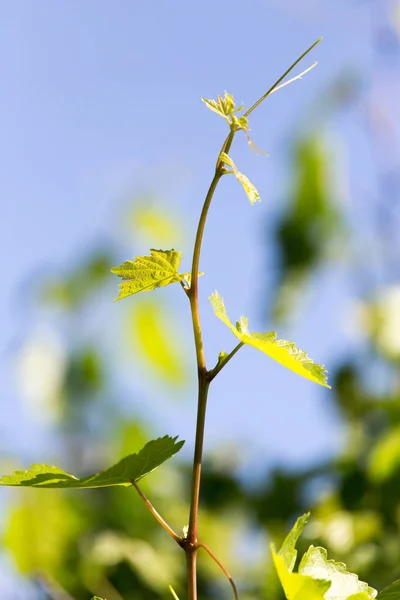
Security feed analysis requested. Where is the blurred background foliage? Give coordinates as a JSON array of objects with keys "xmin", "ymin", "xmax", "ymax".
[{"xmin": 3, "ymin": 2, "xmax": 400, "ymax": 600}]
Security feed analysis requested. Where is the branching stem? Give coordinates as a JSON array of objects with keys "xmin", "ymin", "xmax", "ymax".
[
  {"xmin": 208, "ymin": 342, "xmax": 244, "ymax": 382},
  {"xmin": 183, "ymin": 38, "xmax": 321, "ymax": 600}
]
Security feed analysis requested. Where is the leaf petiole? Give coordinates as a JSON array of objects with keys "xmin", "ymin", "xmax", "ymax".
[{"xmin": 132, "ymin": 480, "xmax": 184, "ymax": 547}]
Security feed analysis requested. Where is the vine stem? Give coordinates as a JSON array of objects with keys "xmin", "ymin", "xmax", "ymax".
[
  {"xmin": 184, "ymin": 38, "xmax": 321, "ymax": 600},
  {"xmin": 186, "ymin": 133, "xmax": 236, "ymax": 600}
]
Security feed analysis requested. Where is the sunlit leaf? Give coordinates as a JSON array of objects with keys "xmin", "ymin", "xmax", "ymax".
[
  {"xmin": 220, "ymin": 152, "xmax": 261, "ymax": 204},
  {"xmin": 279, "ymin": 513, "xmax": 311, "ymax": 571},
  {"xmin": 347, "ymin": 595, "xmax": 375, "ymax": 600},
  {"xmin": 272, "ymin": 551, "xmax": 330, "ymax": 600},
  {"xmin": 202, "ymin": 92, "xmax": 243, "ymax": 121},
  {"xmin": 271, "ymin": 512, "xmax": 330, "ymax": 599},
  {"xmin": 209, "ymin": 291, "xmax": 329, "ymax": 387},
  {"xmin": 202, "ymin": 97, "xmax": 231, "ymax": 120},
  {"xmin": 111, "ymin": 249, "xmax": 187, "ymax": 300},
  {"xmin": 299, "ymin": 546, "xmax": 377, "ymax": 599},
  {"xmin": 0, "ymin": 436, "xmax": 184, "ymax": 488},
  {"xmin": 271, "ymin": 514, "xmax": 377, "ymax": 600},
  {"xmin": 377, "ymin": 579, "xmax": 400, "ymax": 599}
]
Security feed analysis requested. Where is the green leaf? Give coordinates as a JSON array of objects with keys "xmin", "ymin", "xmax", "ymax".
[
  {"xmin": 279, "ymin": 513, "xmax": 311, "ymax": 571},
  {"xmin": 299, "ymin": 546, "xmax": 377, "ymax": 599},
  {"xmin": 91, "ymin": 597, "xmax": 104, "ymax": 600},
  {"xmin": 209, "ymin": 291, "xmax": 329, "ymax": 387},
  {"xmin": 271, "ymin": 514, "xmax": 376, "ymax": 600},
  {"xmin": 377, "ymin": 580, "xmax": 400, "ymax": 599},
  {"xmin": 220, "ymin": 152, "xmax": 261, "ymax": 204},
  {"xmin": 271, "ymin": 512, "xmax": 330, "ymax": 600},
  {"xmin": 202, "ymin": 92, "xmax": 243, "ymax": 121},
  {"xmin": 0, "ymin": 436, "xmax": 184, "ymax": 489},
  {"xmin": 111, "ymin": 249, "xmax": 187, "ymax": 301},
  {"xmin": 272, "ymin": 550, "xmax": 330, "ymax": 600}
]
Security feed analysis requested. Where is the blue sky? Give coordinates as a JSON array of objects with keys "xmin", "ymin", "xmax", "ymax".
[{"xmin": 0, "ymin": 1, "xmax": 386, "ymax": 479}]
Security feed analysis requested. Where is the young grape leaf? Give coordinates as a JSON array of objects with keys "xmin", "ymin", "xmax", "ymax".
[
  {"xmin": 209, "ymin": 291, "xmax": 329, "ymax": 387},
  {"xmin": 272, "ymin": 552, "xmax": 330, "ymax": 600},
  {"xmin": 202, "ymin": 92, "xmax": 244, "ymax": 122},
  {"xmin": 271, "ymin": 514, "xmax": 376, "ymax": 600},
  {"xmin": 220, "ymin": 152, "xmax": 261, "ymax": 204},
  {"xmin": 376, "ymin": 579, "xmax": 400, "ymax": 599},
  {"xmin": 111, "ymin": 249, "xmax": 189, "ymax": 301},
  {"xmin": 0, "ymin": 436, "xmax": 184, "ymax": 489},
  {"xmin": 271, "ymin": 512, "xmax": 330, "ymax": 600},
  {"xmin": 299, "ymin": 546, "xmax": 377, "ymax": 599},
  {"xmin": 279, "ymin": 513, "xmax": 311, "ymax": 571}
]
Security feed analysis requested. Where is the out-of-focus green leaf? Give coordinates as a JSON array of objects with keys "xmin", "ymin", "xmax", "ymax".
[
  {"xmin": 368, "ymin": 425, "xmax": 400, "ymax": 483},
  {"xmin": 111, "ymin": 249, "xmax": 188, "ymax": 300},
  {"xmin": 220, "ymin": 152, "xmax": 261, "ymax": 204},
  {"xmin": 3, "ymin": 490, "xmax": 82, "ymax": 575},
  {"xmin": 299, "ymin": 546, "xmax": 377, "ymax": 599},
  {"xmin": 89, "ymin": 532, "xmax": 181, "ymax": 593},
  {"xmin": 129, "ymin": 203, "xmax": 183, "ymax": 247},
  {"xmin": 273, "ymin": 134, "xmax": 341, "ymax": 321},
  {"xmin": 0, "ymin": 436, "xmax": 184, "ymax": 488},
  {"xmin": 210, "ymin": 291, "xmax": 329, "ymax": 387},
  {"xmin": 377, "ymin": 579, "xmax": 400, "ymax": 599},
  {"xmin": 43, "ymin": 252, "xmax": 111, "ymax": 308},
  {"xmin": 65, "ymin": 347, "xmax": 103, "ymax": 399},
  {"xmin": 127, "ymin": 298, "xmax": 188, "ymax": 387}
]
